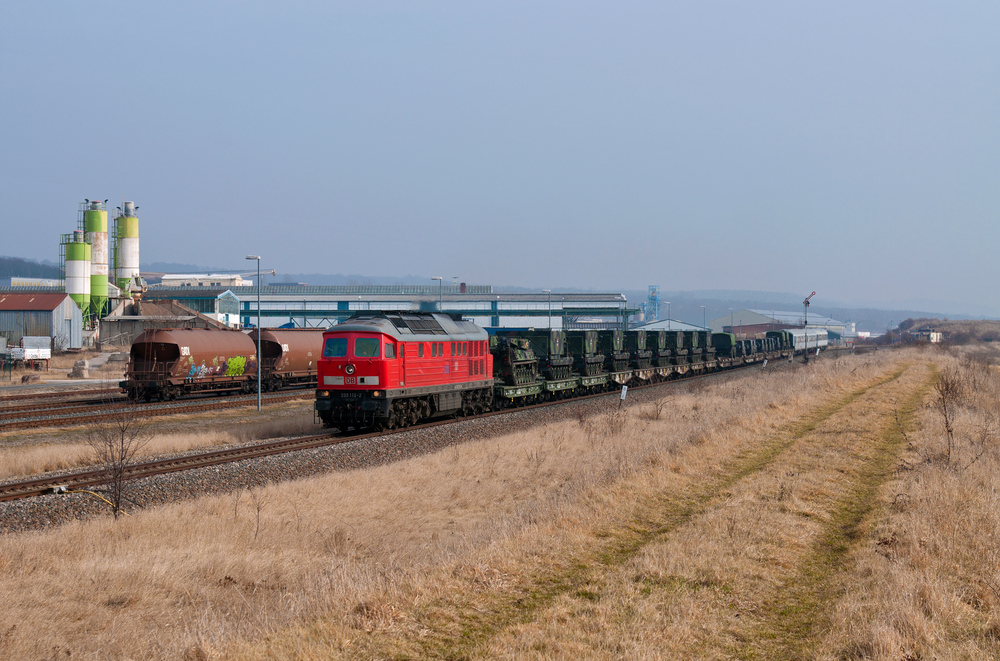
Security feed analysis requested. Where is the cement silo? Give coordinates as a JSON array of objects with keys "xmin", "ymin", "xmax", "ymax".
[
  {"xmin": 82, "ymin": 199, "xmax": 108, "ymax": 318},
  {"xmin": 61, "ymin": 230, "xmax": 92, "ymax": 320},
  {"xmin": 113, "ymin": 201, "xmax": 139, "ymax": 291}
]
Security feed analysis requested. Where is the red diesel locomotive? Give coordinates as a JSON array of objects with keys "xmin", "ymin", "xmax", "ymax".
[{"xmin": 314, "ymin": 312, "xmax": 493, "ymax": 429}]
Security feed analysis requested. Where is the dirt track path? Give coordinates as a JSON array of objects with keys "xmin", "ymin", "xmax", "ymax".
[
  {"xmin": 373, "ymin": 360, "xmax": 931, "ymax": 659},
  {"xmin": 467, "ymin": 361, "xmax": 933, "ymax": 659}
]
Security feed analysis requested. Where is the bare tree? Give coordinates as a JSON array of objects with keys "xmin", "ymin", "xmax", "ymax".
[
  {"xmin": 935, "ymin": 368, "xmax": 962, "ymax": 465},
  {"xmin": 87, "ymin": 391, "xmax": 152, "ymax": 518}
]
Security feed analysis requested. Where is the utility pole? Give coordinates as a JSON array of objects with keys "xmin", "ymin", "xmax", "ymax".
[{"xmin": 246, "ymin": 255, "xmax": 262, "ymax": 412}]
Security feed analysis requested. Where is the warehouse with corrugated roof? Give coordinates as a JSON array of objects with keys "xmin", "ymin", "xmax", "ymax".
[
  {"xmin": 709, "ymin": 309, "xmax": 846, "ymax": 338},
  {"xmin": 0, "ymin": 293, "xmax": 83, "ymax": 350}
]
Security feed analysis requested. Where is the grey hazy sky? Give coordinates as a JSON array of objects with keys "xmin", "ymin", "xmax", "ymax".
[{"xmin": 2, "ymin": 2, "xmax": 998, "ymax": 312}]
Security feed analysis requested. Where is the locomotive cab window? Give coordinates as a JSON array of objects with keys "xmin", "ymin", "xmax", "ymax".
[
  {"xmin": 431, "ymin": 343, "xmax": 437, "ymax": 357},
  {"xmin": 354, "ymin": 338, "xmax": 380, "ymax": 358},
  {"xmin": 418, "ymin": 343, "xmax": 424, "ymax": 358},
  {"xmin": 385, "ymin": 343, "xmax": 396, "ymax": 359},
  {"xmin": 323, "ymin": 338, "xmax": 347, "ymax": 358}
]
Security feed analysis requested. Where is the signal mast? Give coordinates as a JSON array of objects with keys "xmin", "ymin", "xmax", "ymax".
[{"xmin": 803, "ymin": 291, "xmax": 816, "ymax": 363}]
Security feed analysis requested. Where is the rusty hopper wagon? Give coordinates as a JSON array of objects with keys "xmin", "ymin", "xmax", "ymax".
[
  {"xmin": 123, "ymin": 328, "xmax": 257, "ymax": 400},
  {"xmin": 122, "ymin": 327, "xmax": 326, "ymax": 401},
  {"xmin": 249, "ymin": 328, "xmax": 325, "ymax": 391}
]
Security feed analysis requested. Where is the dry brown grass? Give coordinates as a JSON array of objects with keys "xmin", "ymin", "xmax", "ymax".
[
  {"xmin": 0, "ymin": 351, "xmax": 917, "ymax": 660},
  {"xmin": 814, "ymin": 345, "xmax": 1000, "ymax": 660},
  {"xmin": 0, "ymin": 413, "xmax": 320, "ymax": 481}
]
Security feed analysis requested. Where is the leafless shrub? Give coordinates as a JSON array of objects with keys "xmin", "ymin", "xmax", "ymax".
[
  {"xmin": 604, "ymin": 406, "xmax": 630, "ymax": 436},
  {"xmin": 524, "ymin": 447, "xmax": 546, "ymax": 474},
  {"xmin": 935, "ymin": 369, "xmax": 962, "ymax": 465},
  {"xmin": 86, "ymin": 392, "xmax": 152, "ymax": 518},
  {"xmin": 640, "ymin": 398, "xmax": 669, "ymax": 421},
  {"xmin": 248, "ymin": 488, "xmax": 267, "ymax": 541}
]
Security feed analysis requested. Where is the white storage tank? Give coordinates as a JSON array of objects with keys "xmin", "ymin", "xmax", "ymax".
[{"xmin": 62, "ymin": 230, "xmax": 91, "ymax": 316}]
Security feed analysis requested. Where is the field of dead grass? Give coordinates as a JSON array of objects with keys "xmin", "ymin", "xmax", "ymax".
[
  {"xmin": 813, "ymin": 345, "xmax": 1000, "ymax": 659},
  {"xmin": 4, "ymin": 347, "xmax": 995, "ymax": 659},
  {"xmin": 0, "ymin": 404, "xmax": 319, "ymax": 481}
]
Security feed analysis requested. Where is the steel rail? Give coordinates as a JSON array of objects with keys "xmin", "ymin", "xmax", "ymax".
[
  {"xmin": 0, "ymin": 388, "xmax": 118, "ymax": 404},
  {"xmin": 0, "ymin": 396, "xmax": 128, "ymax": 417}
]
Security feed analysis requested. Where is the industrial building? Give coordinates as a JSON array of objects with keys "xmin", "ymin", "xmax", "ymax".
[
  {"xmin": 709, "ymin": 309, "xmax": 847, "ymax": 338},
  {"xmin": 634, "ymin": 318, "xmax": 709, "ymax": 332},
  {"xmin": 159, "ymin": 274, "xmax": 252, "ymax": 288},
  {"xmin": 98, "ymin": 298, "xmax": 232, "ymax": 346},
  {"xmin": 0, "ymin": 293, "xmax": 83, "ymax": 350},
  {"xmin": 143, "ymin": 284, "xmax": 634, "ymax": 331},
  {"xmin": 1, "ymin": 277, "xmax": 62, "ymax": 288}
]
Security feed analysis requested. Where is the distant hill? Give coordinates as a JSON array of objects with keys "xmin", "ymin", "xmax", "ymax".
[{"xmin": 0, "ymin": 256, "xmax": 60, "ymax": 279}]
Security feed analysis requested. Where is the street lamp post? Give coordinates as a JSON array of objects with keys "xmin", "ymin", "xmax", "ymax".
[
  {"xmin": 700, "ymin": 305, "xmax": 706, "ymax": 330},
  {"xmin": 431, "ymin": 276, "xmax": 442, "ymax": 310},
  {"xmin": 729, "ymin": 308, "xmax": 734, "ymax": 335},
  {"xmin": 666, "ymin": 302, "xmax": 670, "ymax": 330},
  {"xmin": 246, "ymin": 255, "xmax": 261, "ymax": 412},
  {"xmin": 542, "ymin": 290, "xmax": 551, "ymax": 329}
]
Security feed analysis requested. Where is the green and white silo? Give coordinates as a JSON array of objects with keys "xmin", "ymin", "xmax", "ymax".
[
  {"xmin": 114, "ymin": 201, "xmax": 139, "ymax": 291},
  {"xmin": 83, "ymin": 199, "xmax": 108, "ymax": 318},
  {"xmin": 62, "ymin": 230, "xmax": 92, "ymax": 319}
]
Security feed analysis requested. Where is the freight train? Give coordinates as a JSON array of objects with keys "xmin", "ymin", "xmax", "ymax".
[
  {"xmin": 120, "ymin": 314, "xmax": 827, "ymax": 418},
  {"xmin": 120, "ymin": 327, "xmax": 325, "ymax": 401},
  {"xmin": 313, "ymin": 312, "xmax": 816, "ymax": 431}
]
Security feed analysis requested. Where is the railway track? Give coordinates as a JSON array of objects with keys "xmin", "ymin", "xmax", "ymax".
[
  {"xmin": 0, "ymin": 391, "xmax": 314, "ymax": 433},
  {"xmin": 0, "ymin": 395, "xmax": 127, "ymax": 416},
  {"xmin": 0, "ymin": 360, "xmax": 778, "ymax": 503},
  {"xmin": 0, "ymin": 388, "xmax": 118, "ymax": 403}
]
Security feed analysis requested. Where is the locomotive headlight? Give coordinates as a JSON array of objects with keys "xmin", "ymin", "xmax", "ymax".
[
  {"xmin": 345, "ymin": 364, "xmax": 356, "ymax": 375},
  {"xmin": 318, "ymin": 390, "xmax": 329, "ymax": 397},
  {"xmin": 372, "ymin": 391, "xmax": 380, "ymax": 397}
]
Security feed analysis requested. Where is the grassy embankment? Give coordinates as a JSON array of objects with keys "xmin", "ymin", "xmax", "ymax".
[
  {"xmin": 0, "ymin": 407, "xmax": 318, "ymax": 481},
  {"xmin": 2, "ymin": 347, "xmax": 998, "ymax": 659}
]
